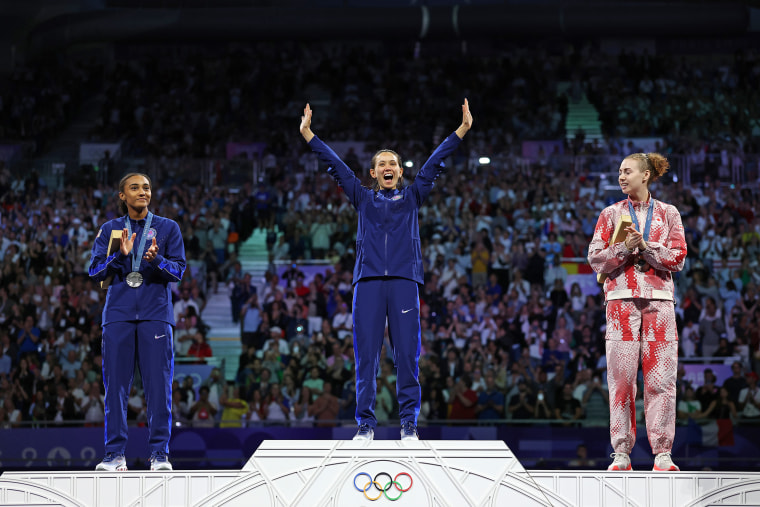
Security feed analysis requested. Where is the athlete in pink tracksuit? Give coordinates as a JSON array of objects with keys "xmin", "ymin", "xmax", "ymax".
[{"xmin": 588, "ymin": 152, "xmax": 686, "ymax": 472}]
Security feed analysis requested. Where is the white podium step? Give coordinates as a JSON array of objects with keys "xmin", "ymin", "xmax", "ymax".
[{"xmin": 2, "ymin": 441, "xmax": 760, "ymax": 506}]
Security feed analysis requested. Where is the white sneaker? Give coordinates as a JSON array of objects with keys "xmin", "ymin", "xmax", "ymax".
[
  {"xmin": 607, "ymin": 452, "xmax": 631, "ymax": 471},
  {"xmin": 653, "ymin": 452, "xmax": 679, "ymax": 471},
  {"xmin": 150, "ymin": 451, "xmax": 173, "ymax": 471},
  {"xmin": 353, "ymin": 424, "xmax": 374, "ymax": 441},
  {"xmin": 95, "ymin": 453, "xmax": 128, "ymax": 471},
  {"xmin": 400, "ymin": 422, "xmax": 419, "ymax": 441}
]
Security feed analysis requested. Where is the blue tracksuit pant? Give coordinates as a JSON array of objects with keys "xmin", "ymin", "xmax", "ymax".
[
  {"xmin": 353, "ymin": 278, "xmax": 421, "ymax": 428},
  {"xmin": 102, "ymin": 320, "xmax": 174, "ymax": 455}
]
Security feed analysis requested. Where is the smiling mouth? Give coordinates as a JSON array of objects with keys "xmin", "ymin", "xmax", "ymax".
[{"xmin": 383, "ymin": 174, "xmax": 393, "ymax": 182}]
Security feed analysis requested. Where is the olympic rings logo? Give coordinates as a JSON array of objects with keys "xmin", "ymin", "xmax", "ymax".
[{"xmin": 353, "ymin": 472, "xmax": 413, "ymax": 501}]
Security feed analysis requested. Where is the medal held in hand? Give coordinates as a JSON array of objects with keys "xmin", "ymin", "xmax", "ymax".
[
  {"xmin": 634, "ymin": 255, "xmax": 650, "ymax": 272},
  {"xmin": 124, "ymin": 212, "xmax": 153, "ymax": 289}
]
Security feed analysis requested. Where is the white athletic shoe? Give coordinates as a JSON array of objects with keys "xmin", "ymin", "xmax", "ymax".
[
  {"xmin": 353, "ymin": 424, "xmax": 374, "ymax": 441},
  {"xmin": 653, "ymin": 452, "xmax": 680, "ymax": 471},
  {"xmin": 95, "ymin": 453, "xmax": 128, "ymax": 471},
  {"xmin": 150, "ymin": 451, "xmax": 173, "ymax": 471},
  {"xmin": 607, "ymin": 452, "xmax": 632, "ymax": 471},
  {"xmin": 400, "ymin": 421, "xmax": 419, "ymax": 441}
]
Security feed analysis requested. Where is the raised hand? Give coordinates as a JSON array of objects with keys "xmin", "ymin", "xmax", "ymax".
[
  {"xmin": 462, "ymin": 98, "xmax": 473, "ymax": 130},
  {"xmin": 300, "ymin": 103, "xmax": 314, "ymax": 142},
  {"xmin": 120, "ymin": 228, "xmax": 136, "ymax": 256},
  {"xmin": 456, "ymin": 98, "xmax": 473, "ymax": 139},
  {"xmin": 144, "ymin": 237, "xmax": 158, "ymax": 262}
]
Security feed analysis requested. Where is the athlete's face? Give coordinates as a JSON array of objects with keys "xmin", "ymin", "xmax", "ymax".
[
  {"xmin": 120, "ymin": 175, "xmax": 151, "ymax": 213},
  {"xmin": 370, "ymin": 151, "xmax": 402, "ymax": 190},
  {"xmin": 618, "ymin": 158, "xmax": 649, "ymax": 198}
]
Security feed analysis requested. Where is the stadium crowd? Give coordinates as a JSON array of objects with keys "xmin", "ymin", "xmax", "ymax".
[{"xmin": 0, "ymin": 41, "xmax": 760, "ymax": 430}]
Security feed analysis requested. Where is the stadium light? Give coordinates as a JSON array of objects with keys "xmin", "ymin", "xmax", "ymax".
[
  {"xmin": 478, "ymin": 157, "xmax": 491, "ymax": 165},
  {"xmin": 404, "ymin": 160, "xmax": 414, "ymax": 168}
]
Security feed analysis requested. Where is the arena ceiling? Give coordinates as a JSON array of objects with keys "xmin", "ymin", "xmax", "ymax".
[{"xmin": 7, "ymin": 1, "xmax": 760, "ymax": 59}]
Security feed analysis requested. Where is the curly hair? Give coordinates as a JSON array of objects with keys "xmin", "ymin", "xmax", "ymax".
[{"xmin": 624, "ymin": 153, "xmax": 669, "ymax": 184}]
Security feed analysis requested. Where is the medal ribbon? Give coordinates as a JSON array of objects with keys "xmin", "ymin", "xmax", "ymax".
[
  {"xmin": 627, "ymin": 197, "xmax": 654, "ymax": 243},
  {"xmin": 124, "ymin": 212, "xmax": 153, "ymax": 273}
]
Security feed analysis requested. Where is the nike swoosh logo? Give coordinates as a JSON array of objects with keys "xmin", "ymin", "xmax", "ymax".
[
  {"xmin": 401, "ymin": 308, "xmax": 415, "ymax": 314},
  {"xmin": 154, "ymin": 334, "xmax": 166, "ymax": 339}
]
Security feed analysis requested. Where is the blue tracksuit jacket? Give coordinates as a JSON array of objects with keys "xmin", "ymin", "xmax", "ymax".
[
  {"xmin": 309, "ymin": 132, "xmax": 462, "ymax": 428},
  {"xmin": 89, "ymin": 214, "xmax": 185, "ymax": 324},
  {"xmin": 310, "ymin": 132, "xmax": 462, "ymax": 285}
]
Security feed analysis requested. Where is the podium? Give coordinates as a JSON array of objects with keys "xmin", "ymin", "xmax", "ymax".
[{"xmin": 2, "ymin": 440, "xmax": 760, "ymax": 506}]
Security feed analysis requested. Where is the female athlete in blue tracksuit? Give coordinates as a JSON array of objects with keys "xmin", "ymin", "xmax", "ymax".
[
  {"xmin": 89, "ymin": 172, "xmax": 186, "ymax": 471},
  {"xmin": 300, "ymin": 100, "xmax": 473, "ymax": 440}
]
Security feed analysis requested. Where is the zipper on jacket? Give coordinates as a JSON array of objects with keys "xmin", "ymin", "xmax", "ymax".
[{"xmin": 384, "ymin": 196, "xmax": 389, "ymax": 275}]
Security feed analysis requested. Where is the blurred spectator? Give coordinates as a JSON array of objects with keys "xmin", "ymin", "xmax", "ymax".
[
  {"xmin": 677, "ymin": 386, "xmax": 703, "ymax": 423},
  {"xmin": 230, "ymin": 272, "xmax": 256, "ymax": 325},
  {"xmin": 187, "ymin": 333, "xmax": 213, "ymax": 361},
  {"xmin": 16, "ymin": 316, "xmax": 41, "ymax": 362},
  {"xmin": 245, "ymin": 390, "xmax": 264, "ymax": 426},
  {"xmin": 201, "ymin": 367, "xmax": 225, "ymax": 417},
  {"xmin": 127, "ymin": 386, "xmax": 147, "ymax": 423},
  {"xmin": 240, "ymin": 294, "xmax": 264, "ymax": 349},
  {"xmin": 338, "ymin": 374, "xmax": 357, "ymax": 421},
  {"xmin": 331, "ymin": 302, "xmax": 352, "ymax": 341},
  {"xmin": 699, "ymin": 297, "xmax": 726, "ymax": 357},
  {"xmin": 174, "ymin": 306, "xmax": 202, "ymax": 357},
  {"xmin": 0, "ymin": 342, "xmax": 12, "ymax": 377},
  {"xmin": 567, "ymin": 444, "xmax": 597, "ymax": 469},
  {"xmin": 702, "ymin": 387, "xmax": 737, "ymax": 420},
  {"xmin": 173, "ymin": 287, "xmax": 200, "ymax": 325},
  {"xmin": 219, "ymin": 385, "xmax": 248, "ymax": 428},
  {"xmin": 80, "ymin": 383, "xmax": 105, "ymax": 426},
  {"xmin": 302, "ymin": 367, "xmax": 324, "ymax": 401},
  {"xmin": 60, "ymin": 349, "xmax": 81, "ymax": 379},
  {"xmin": 555, "ymin": 383, "xmax": 583, "ymax": 426},
  {"xmin": 292, "ymin": 386, "xmax": 315, "ymax": 427},
  {"xmin": 723, "ymin": 361, "xmax": 748, "ymax": 404},
  {"xmin": 476, "ymin": 371, "xmax": 504, "ymax": 420},
  {"xmin": 508, "ymin": 380, "xmax": 535, "ymax": 420},
  {"xmin": 449, "ymin": 376, "xmax": 478, "ymax": 421},
  {"xmin": 580, "ymin": 374, "xmax": 609, "ymax": 424},
  {"xmin": 171, "ymin": 389, "xmax": 188, "ymax": 427},
  {"xmin": 187, "ymin": 386, "xmax": 217, "ymax": 428},
  {"xmin": 697, "ymin": 369, "xmax": 720, "ymax": 415},
  {"xmin": 738, "ymin": 372, "xmax": 760, "ymax": 420},
  {"xmin": 308, "ymin": 380, "xmax": 339, "ymax": 427},
  {"xmin": 272, "ymin": 235, "xmax": 290, "ymax": 262},
  {"xmin": 261, "ymin": 326, "xmax": 289, "ymax": 358},
  {"xmin": 262, "ymin": 384, "xmax": 290, "ymax": 422}
]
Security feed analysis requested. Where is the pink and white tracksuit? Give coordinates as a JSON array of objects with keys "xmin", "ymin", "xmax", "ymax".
[{"xmin": 588, "ymin": 196, "xmax": 686, "ymax": 455}]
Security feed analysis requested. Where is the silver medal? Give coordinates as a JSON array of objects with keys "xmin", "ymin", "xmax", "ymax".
[{"xmin": 126, "ymin": 271, "xmax": 144, "ymax": 288}]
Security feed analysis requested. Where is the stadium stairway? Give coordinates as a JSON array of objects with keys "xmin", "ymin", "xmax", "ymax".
[
  {"xmin": 559, "ymin": 82, "xmax": 604, "ymax": 143},
  {"xmin": 201, "ymin": 228, "xmax": 271, "ymax": 382}
]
